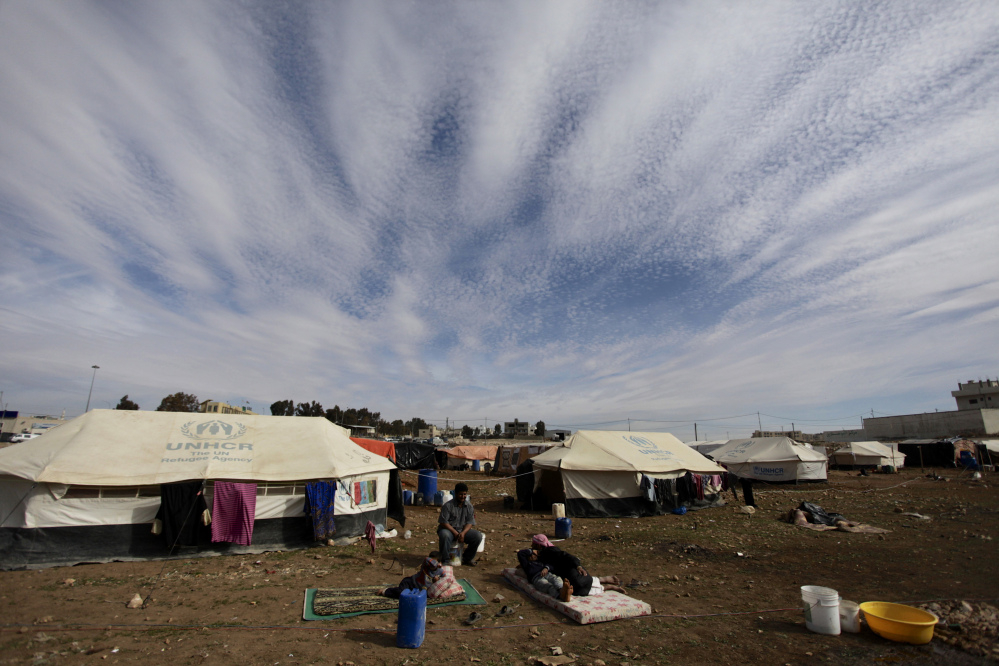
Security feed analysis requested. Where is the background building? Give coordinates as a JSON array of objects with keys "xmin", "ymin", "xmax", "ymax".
[{"xmin": 198, "ymin": 400, "xmax": 257, "ymax": 415}]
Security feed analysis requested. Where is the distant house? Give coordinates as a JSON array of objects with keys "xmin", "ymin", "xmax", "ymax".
[
  {"xmin": 504, "ymin": 421, "xmax": 532, "ymax": 437},
  {"xmin": 418, "ymin": 426, "xmax": 441, "ymax": 439},
  {"xmin": 198, "ymin": 400, "xmax": 257, "ymax": 415},
  {"xmin": 952, "ymin": 379, "xmax": 999, "ymax": 411}
]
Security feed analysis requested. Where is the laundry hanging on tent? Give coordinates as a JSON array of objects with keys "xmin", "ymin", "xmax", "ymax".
[
  {"xmin": 304, "ymin": 481, "xmax": 337, "ymax": 541},
  {"xmin": 211, "ymin": 481, "xmax": 257, "ymax": 546},
  {"xmin": 156, "ymin": 481, "xmax": 208, "ymax": 548}
]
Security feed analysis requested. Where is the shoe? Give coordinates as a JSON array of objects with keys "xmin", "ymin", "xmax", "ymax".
[
  {"xmin": 462, "ymin": 560, "xmax": 477, "ymax": 567},
  {"xmin": 464, "ymin": 612, "xmax": 483, "ymax": 625},
  {"xmin": 495, "ymin": 605, "xmax": 516, "ymax": 617}
]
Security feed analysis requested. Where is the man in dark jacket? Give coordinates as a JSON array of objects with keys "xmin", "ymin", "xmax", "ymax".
[{"xmin": 438, "ymin": 482, "xmax": 482, "ymax": 566}]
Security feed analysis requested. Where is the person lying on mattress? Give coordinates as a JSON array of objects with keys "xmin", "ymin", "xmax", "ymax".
[
  {"xmin": 530, "ymin": 534, "xmax": 626, "ymax": 597},
  {"xmin": 517, "ymin": 547, "xmax": 573, "ymax": 602},
  {"xmin": 378, "ymin": 552, "xmax": 445, "ymax": 599}
]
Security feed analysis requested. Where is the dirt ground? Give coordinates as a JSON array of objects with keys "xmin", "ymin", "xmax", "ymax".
[{"xmin": 1, "ymin": 468, "xmax": 998, "ymax": 665}]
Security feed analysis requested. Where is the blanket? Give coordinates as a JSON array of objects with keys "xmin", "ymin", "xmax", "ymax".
[
  {"xmin": 302, "ymin": 578, "xmax": 485, "ymax": 620},
  {"xmin": 502, "ymin": 568, "xmax": 652, "ymax": 625}
]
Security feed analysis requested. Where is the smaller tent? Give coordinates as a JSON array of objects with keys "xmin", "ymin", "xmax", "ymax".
[
  {"xmin": 350, "ymin": 438, "xmax": 396, "ymax": 462},
  {"xmin": 710, "ymin": 437, "xmax": 827, "ymax": 482},
  {"xmin": 897, "ymin": 439, "xmax": 976, "ymax": 467},
  {"xmin": 393, "ymin": 441, "xmax": 438, "ymax": 469},
  {"xmin": 830, "ymin": 441, "xmax": 905, "ymax": 469},
  {"xmin": 492, "ymin": 443, "xmax": 555, "ymax": 475},
  {"xmin": 528, "ymin": 430, "xmax": 726, "ymax": 517},
  {"xmin": 444, "ymin": 445, "xmax": 498, "ymax": 469}
]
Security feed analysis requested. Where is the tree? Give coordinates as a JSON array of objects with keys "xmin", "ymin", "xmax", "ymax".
[
  {"xmin": 461, "ymin": 425, "xmax": 473, "ymax": 438},
  {"xmin": 115, "ymin": 395, "xmax": 140, "ymax": 410},
  {"xmin": 493, "ymin": 423, "xmax": 501, "ymax": 436},
  {"xmin": 324, "ymin": 405, "xmax": 343, "ymax": 424},
  {"xmin": 295, "ymin": 401, "xmax": 325, "ymax": 417},
  {"xmin": 156, "ymin": 392, "xmax": 199, "ymax": 413},
  {"xmin": 271, "ymin": 400, "xmax": 295, "ymax": 416},
  {"xmin": 535, "ymin": 420, "xmax": 546, "ymax": 438}
]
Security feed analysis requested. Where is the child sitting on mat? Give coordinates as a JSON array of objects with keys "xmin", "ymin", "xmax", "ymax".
[
  {"xmin": 517, "ymin": 547, "xmax": 572, "ymax": 602},
  {"xmin": 379, "ymin": 552, "xmax": 445, "ymax": 599}
]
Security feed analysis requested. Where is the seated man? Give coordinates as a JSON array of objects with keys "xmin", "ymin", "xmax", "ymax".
[{"xmin": 437, "ymin": 482, "xmax": 482, "ymax": 566}]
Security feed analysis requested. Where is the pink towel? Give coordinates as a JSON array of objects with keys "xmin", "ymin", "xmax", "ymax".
[{"xmin": 211, "ymin": 482, "xmax": 257, "ymax": 546}]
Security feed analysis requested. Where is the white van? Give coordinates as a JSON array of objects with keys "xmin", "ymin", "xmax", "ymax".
[{"xmin": 10, "ymin": 433, "xmax": 40, "ymax": 443}]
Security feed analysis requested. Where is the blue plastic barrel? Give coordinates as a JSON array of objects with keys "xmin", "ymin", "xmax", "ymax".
[
  {"xmin": 403, "ymin": 490, "xmax": 413, "ymax": 506},
  {"xmin": 397, "ymin": 588, "xmax": 427, "ymax": 648},
  {"xmin": 418, "ymin": 469, "xmax": 438, "ymax": 499},
  {"xmin": 434, "ymin": 490, "xmax": 445, "ymax": 506},
  {"xmin": 555, "ymin": 517, "xmax": 572, "ymax": 539},
  {"xmin": 472, "ymin": 460, "xmax": 481, "ymax": 471}
]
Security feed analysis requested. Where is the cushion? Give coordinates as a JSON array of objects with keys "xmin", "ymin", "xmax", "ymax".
[
  {"xmin": 502, "ymin": 567, "xmax": 652, "ymax": 625},
  {"xmin": 427, "ymin": 565, "xmax": 464, "ymax": 599}
]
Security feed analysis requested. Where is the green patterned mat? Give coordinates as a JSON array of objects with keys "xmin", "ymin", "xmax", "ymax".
[{"xmin": 302, "ymin": 579, "xmax": 485, "ymax": 620}]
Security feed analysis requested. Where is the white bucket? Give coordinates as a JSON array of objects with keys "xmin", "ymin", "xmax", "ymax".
[
  {"xmin": 477, "ymin": 534, "xmax": 485, "ymax": 553},
  {"xmin": 552, "ymin": 503, "xmax": 566, "ymax": 518},
  {"xmin": 801, "ymin": 585, "xmax": 841, "ymax": 635},
  {"xmin": 839, "ymin": 600, "xmax": 860, "ymax": 633}
]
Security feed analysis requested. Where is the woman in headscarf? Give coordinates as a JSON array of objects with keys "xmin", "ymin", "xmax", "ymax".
[
  {"xmin": 529, "ymin": 534, "xmax": 625, "ymax": 597},
  {"xmin": 379, "ymin": 553, "xmax": 445, "ymax": 598}
]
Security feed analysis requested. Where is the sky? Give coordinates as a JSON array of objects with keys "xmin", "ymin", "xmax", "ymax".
[{"xmin": 1, "ymin": 1, "xmax": 998, "ymax": 440}]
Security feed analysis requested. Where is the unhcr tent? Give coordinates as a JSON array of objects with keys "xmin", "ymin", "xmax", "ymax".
[
  {"xmin": 710, "ymin": 437, "xmax": 827, "ymax": 482},
  {"xmin": 685, "ymin": 440, "xmax": 730, "ymax": 457},
  {"xmin": 0, "ymin": 410, "xmax": 401, "ymax": 569},
  {"xmin": 830, "ymin": 441, "xmax": 905, "ymax": 469},
  {"xmin": 527, "ymin": 430, "xmax": 726, "ymax": 518}
]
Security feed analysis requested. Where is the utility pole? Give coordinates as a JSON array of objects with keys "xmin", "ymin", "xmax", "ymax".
[
  {"xmin": 694, "ymin": 423, "xmax": 698, "ymax": 441},
  {"xmin": 757, "ymin": 411, "xmax": 762, "ymax": 431},
  {"xmin": 85, "ymin": 365, "xmax": 100, "ymax": 413}
]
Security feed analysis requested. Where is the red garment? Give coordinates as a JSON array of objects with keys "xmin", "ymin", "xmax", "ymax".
[
  {"xmin": 364, "ymin": 520, "xmax": 377, "ymax": 554},
  {"xmin": 211, "ymin": 482, "xmax": 257, "ymax": 546}
]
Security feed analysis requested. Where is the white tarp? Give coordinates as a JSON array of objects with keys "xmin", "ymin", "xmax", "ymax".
[
  {"xmin": 710, "ymin": 437, "xmax": 828, "ymax": 482},
  {"xmin": 0, "ymin": 410, "xmax": 395, "ymax": 485},
  {"xmin": 830, "ymin": 441, "xmax": 906, "ymax": 468}
]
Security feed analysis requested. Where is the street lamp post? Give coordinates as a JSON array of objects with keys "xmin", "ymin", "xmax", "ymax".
[{"xmin": 85, "ymin": 365, "xmax": 100, "ymax": 412}]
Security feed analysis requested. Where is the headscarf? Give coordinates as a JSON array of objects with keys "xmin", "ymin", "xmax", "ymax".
[
  {"xmin": 532, "ymin": 534, "xmax": 554, "ymax": 549},
  {"xmin": 414, "ymin": 555, "xmax": 444, "ymax": 588}
]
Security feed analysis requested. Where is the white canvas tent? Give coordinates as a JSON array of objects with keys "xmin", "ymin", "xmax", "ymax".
[
  {"xmin": 528, "ymin": 430, "xmax": 726, "ymax": 517},
  {"xmin": 0, "ymin": 410, "xmax": 400, "ymax": 569},
  {"xmin": 685, "ymin": 440, "xmax": 730, "ymax": 457},
  {"xmin": 709, "ymin": 437, "xmax": 827, "ymax": 482},
  {"xmin": 830, "ymin": 441, "xmax": 906, "ymax": 469}
]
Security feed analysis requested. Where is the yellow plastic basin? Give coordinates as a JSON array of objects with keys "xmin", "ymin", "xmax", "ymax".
[{"xmin": 859, "ymin": 602, "xmax": 938, "ymax": 645}]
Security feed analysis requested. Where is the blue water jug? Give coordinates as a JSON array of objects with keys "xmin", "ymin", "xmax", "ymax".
[
  {"xmin": 554, "ymin": 517, "xmax": 572, "ymax": 539},
  {"xmin": 403, "ymin": 490, "xmax": 413, "ymax": 506},
  {"xmin": 397, "ymin": 588, "xmax": 427, "ymax": 648},
  {"xmin": 417, "ymin": 469, "xmax": 438, "ymax": 499},
  {"xmin": 434, "ymin": 490, "xmax": 445, "ymax": 506},
  {"xmin": 414, "ymin": 492, "xmax": 424, "ymax": 506}
]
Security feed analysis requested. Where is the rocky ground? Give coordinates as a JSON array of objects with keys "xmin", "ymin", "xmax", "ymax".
[{"xmin": 1, "ymin": 467, "xmax": 997, "ymax": 665}]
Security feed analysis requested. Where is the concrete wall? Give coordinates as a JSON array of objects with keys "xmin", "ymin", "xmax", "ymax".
[{"xmin": 863, "ymin": 409, "xmax": 999, "ymax": 439}]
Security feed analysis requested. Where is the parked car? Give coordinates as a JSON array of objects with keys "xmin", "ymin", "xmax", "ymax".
[{"xmin": 10, "ymin": 433, "xmax": 40, "ymax": 443}]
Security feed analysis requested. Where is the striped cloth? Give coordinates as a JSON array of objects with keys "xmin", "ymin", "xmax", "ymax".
[{"xmin": 211, "ymin": 481, "xmax": 257, "ymax": 546}]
